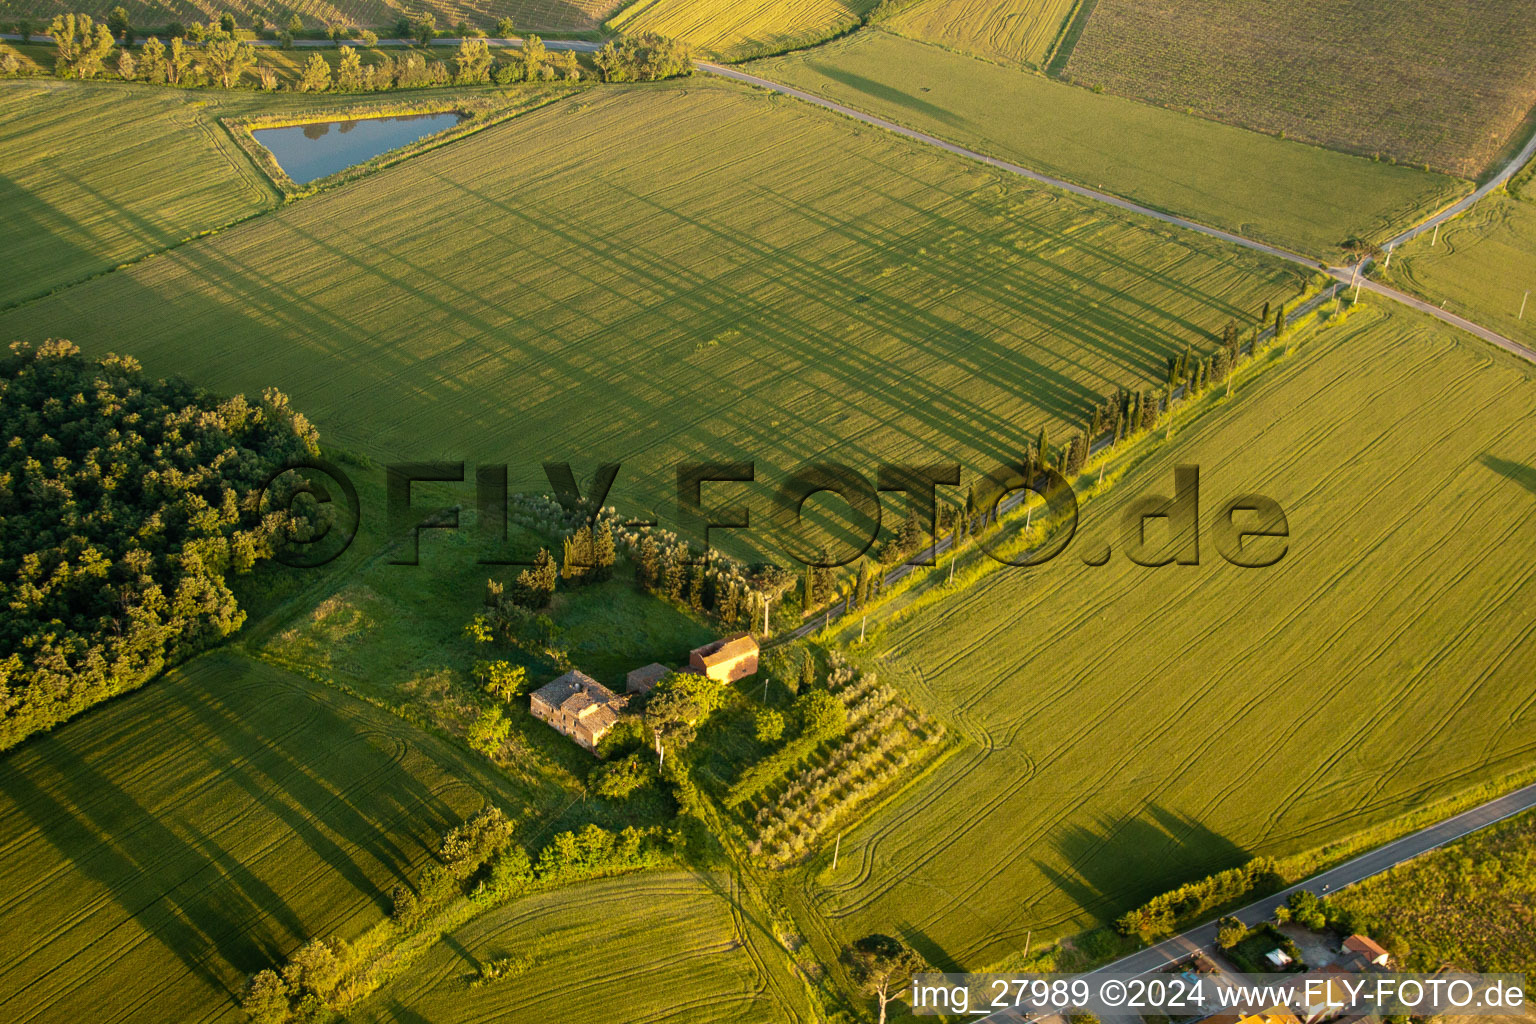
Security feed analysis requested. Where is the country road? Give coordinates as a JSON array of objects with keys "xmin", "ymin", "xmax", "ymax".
[{"xmin": 979, "ymin": 778, "xmax": 1536, "ymax": 1020}]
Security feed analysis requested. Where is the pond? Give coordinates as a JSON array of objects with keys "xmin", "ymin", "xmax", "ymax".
[{"xmin": 253, "ymin": 112, "xmax": 465, "ymax": 185}]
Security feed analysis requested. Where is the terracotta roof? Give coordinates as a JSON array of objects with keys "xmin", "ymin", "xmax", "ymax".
[
  {"xmin": 1342, "ymin": 934, "xmax": 1389, "ymax": 960},
  {"xmin": 691, "ymin": 632, "xmax": 758, "ymax": 667}
]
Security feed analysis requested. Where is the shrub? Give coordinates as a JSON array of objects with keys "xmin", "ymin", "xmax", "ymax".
[{"xmin": 592, "ymin": 752, "xmax": 655, "ymax": 800}]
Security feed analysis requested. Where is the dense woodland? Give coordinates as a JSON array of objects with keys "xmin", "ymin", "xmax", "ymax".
[{"xmin": 0, "ymin": 340, "xmax": 319, "ymax": 749}]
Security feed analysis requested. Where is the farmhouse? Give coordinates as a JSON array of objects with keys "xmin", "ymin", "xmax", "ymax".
[
  {"xmin": 688, "ymin": 633, "xmax": 760, "ymax": 683},
  {"xmin": 626, "ymin": 662, "xmax": 671, "ymax": 695},
  {"xmin": 1340, "ymin": 934, "xmax": 1390, "ymax": 967},
  {"xmin": 530, "ymin": 670, "xmax": 628, "ymax": 752}
]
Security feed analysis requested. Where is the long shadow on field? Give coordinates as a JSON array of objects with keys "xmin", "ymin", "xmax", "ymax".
[
  {"xmin": 801, "ymin": 63, "xmax": 966, "ymax": 130},
  {"xmin": 0, "ymin": 173, "xmax": 101, "ymax": 309},
  {"xmin": 1481, "ymin": 454, "xmax": 1536, "ymax": 496},
  {"xmin": 1039, "ymin": 803, "xmax": 1250, "ymax": 925},
  {"xmin": 0, "ymin": 731, "xmax": 286, "ymax": 993},
  {"xmin": 378, "ymin": 999, "xmax": 432, "ymax": 1023}
]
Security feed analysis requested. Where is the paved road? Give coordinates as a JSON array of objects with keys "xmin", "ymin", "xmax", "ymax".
[
  {"xmin": 980, "ymin": 778, "xmax": 1536, "ymax": 1020},
  {"xmin": 1329, "ymin": 270, "xmax": 1536, "ymax": 362}
]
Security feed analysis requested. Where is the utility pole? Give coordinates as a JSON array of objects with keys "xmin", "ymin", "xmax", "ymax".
[
  {"xmin": 947, "ymin": 554, "xmax": 955, "ymax": 584},
  {"xmin": 831, "ymin": 831, "xmax": 842, "ymax": 871},
  {"xmin": 1431, "ymin": 223, "xmax": 1440, "ymax": 247},
  {"xmin": 1097, "ymin": 462, "xmax": 1104, "ymax": 487},
  {"xmin": 1521, "ymin": 290, "xmax": 1529, "ymax": 321},
  {"xmin": 1351, "ymin": 263, "xmax": 1362, "ymax": 304},
  {"xmin": 1383, "ymin": 243, "xmax": 1394, "ymax": 269},
  {"xmin": 859, "ymin": 614, "xmax": 867, "ymax": 643},
  {"xmin": 762, "ymin": 597, "xmax": 770, "ymax": 638}
]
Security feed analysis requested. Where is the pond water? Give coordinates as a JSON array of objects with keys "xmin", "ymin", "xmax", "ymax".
[{"xmin": 253, "ymin": 112, "xmax": 465, "ymax": 185}]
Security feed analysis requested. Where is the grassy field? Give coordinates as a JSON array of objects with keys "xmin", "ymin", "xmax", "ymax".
[
  {"xmin": 4, "ymin": 0, "xmax": 621, "ymax": 34},
  {"xmin": 606, "ymin": 0, "xmax": 876, "ymax": 60},
  {"xmin": 1331, "ymin": 808, "xmax": 1536, "ymax": 973},
  {"xmin": 1064, "ymin": 0, "xmax": 1536, "ymax": 179},
  {"xmin": 878, "ymin": 0, "xmax": 1078, "ymax": 68},
  {"xmin": 0, "ymin": 650, "xmax": 542, "ymax": 1024},
  {"xmin": 0, "ymin": 79, "xmax": 1304, "ymax": 560},
  {"xmin": 0, "ymin": 79, "xmax": 274, "ymax": 308},
  {"xmin": 748, "ymin": 31, "xmax": 1466, "ymax": 260},
  {"xmin": 1380, "ymin": 191, "xmax": 1536, "ymax": 351},
  {"xmin": 806, "ymin": 304, "xmax": 1536, "ymax": 969},
  {"xmin": 354, "ymin": 871, "xmax": 808, "ymax": 1023}
]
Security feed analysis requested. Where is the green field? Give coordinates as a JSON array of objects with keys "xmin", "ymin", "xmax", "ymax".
[
  {"xmin": 4, "ymin": 0, "xmax": 621, "ymax": 34},
  {"xmin": 1381, "ymin": 191, "xmax": 1536, "ymax": 351},
  {"xmin": 1331, "ymin": 808, "xmax": 1536, "ymax": 973},
  {"xmin": 0, "ymin": 650, "xmax": 539, "ymax": 1024},
  {"xmin": 607, "ymin": 0, "xmax": 876, "ymax": 59},
  {"xmin": 879, "ymin": 0, "xmax": 1078, "ymax": 68},
  {"xmin": 355, "ymin": 871, "xmax": 807, "ymax": 1023},
  {"xmin": 0, "ymin": 79, "xmax": 1303, "ymax": 558},
  {"xmin": 0, "ymin": 80, "xmax": 274, "ymax": 308},
  {"xmin": 807, "ymin": 304, "xmax": 1536, "ymax": 968},
  {"xmin": 747, "ymin": 31, "xmax": 1467, "ymax": 260},
  {"xmin": 1064, "ymin": 0, "xmax": 1536, "ymax": 179}
]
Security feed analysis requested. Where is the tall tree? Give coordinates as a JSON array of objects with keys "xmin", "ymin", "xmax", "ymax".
[
  {"xmin": 844, "ymin": 934, "xmax": 924, "ymax": 1024},
  {"xmin": 106, "ymin": 5, "xmax": 132, "ymax": 43},
  {"xmin": 204, "ymin": 31, "xmax": 256, "ymax": 88},
  {"xmin": 335, "ymin": 44, "xmax": 363, "ymax": 90},
  {"xmin": 50, "ymin": 14, "xmax": 114, "ymax": 79},
  {"xmin": 299, "ymin": 51, "xmax": 332, "ymax": 91},
  {"xmin": 453, "ymin": 36, "xmax": 491, "ymax": 83}
]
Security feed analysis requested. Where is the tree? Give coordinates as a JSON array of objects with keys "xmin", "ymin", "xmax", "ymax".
[
  {"xmin": 495, "ymin": 15, "xmax": 515, "ymax": 36},
  {"xmin": 18, "ymin": 19, "xmax": 33, "ymax": 43},
  {"xmin": 473, "ymin": 660, "xmax": 528, "ymax": 702},
  {"xmin": 241, "ymin": 969, "xmax": 291, "ymax": 1024},
  {"xmin": 413, "ymin": 14, "xmax": 436, "ymax": 47},
  {"xmin": 845, "ymin": 934, "xmax": 924, "ymax": 1024},
  {"xmin": 298, "ymin": 50, "xmax": 331, "ymax": 91},
  {"xmin": 1036, "ymin": 425, "xmax": 1050, "ymax": 470},
  {"xmin": 219, "ymin": 11, "xmax": 236, "ymax": 33},
  {"xmin": 800, "ymin": 652, "xmax": 816, "ymax": 691},
  {"xmin": 139, "ymin": 36, "xmax": 165, "ymax": 81},
  {"xmin": 795, "ymin": 689, "xmax": 846, "ymax": 740},
  {"xmin": 514, "ymin": 547, "xmax": 558, "ymax": 607},
  {"xmin": 635, "ymin": 534, "xmax": 660, "ymax": 590},
  {"xmin": 467, "ymin": 706, "xmax": 511, "ymax": 755},
  {"xmin": 554, "ymin": 48, "xmax": 580, "ymax": 80},
  {"xmin": 50, "ymin": 14, "xmax": 114, "ymax": 79},
  {"xmin": 115, "ymin": 49, "xmax": 136, "ymax": 79},
  {"xmin": 1274, "ymin": 306, "xmax": 1287, "ymax": 341},
  {"xmin": 647, "ymin": 688, "xmax": 698, "ymax": 764},
  {"xmin": 1065, "ymin": 432, "xmax": 1088, "ymax": 476},
  {"xmin": 335, "ymin": 44, "xmax": 362, "ymax": 89},
  {"xmin": 591, "ymin": 521, "xmax": 616, "ymax": 580},
  {"xmin": 165, "ymin": 36, "xmax": 195, "ymax": 84},
  {"xmin": 360, "ymin": 29, "xmax": 378, "ymax": 47},
  {"xmin": 520, "ymin": 33, "xmax": 545, "ymax": 78},
  {"xmin": 592, "ymin": 752, "xmax": 654, "ymax": 799},
  {"xmin": 1216, "ymin": 916, "xmax": 1246, "ymax": 949},
  {"xmin": 0, "ymin": 53, "xmax": 19, "ymax": 76},
  {"xmin": 754, "ymin": 707, "xmax": 785, "ymax": 742},
  {"xmin": 204, "ymin": 31, "xmax": 256, "ymax": 88},
  {"xmin": 106, "ymin": 5, "xmax": 132, "ymax": 43},
  {"xmin": 288, "ymin": 12, "xmax": 304, "ymax": 32}
]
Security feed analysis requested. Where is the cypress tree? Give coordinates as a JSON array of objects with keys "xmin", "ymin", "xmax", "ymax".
[
  {"xmin": 1275, "ymin": 306, "xmax": 1286, "ymax": 341},
  {"xmin": 1037, "ymin": 426, "xmax": 1050, "ymax": 470},
  {"xmin": 1261, "ymin": 300, "xmax": 1271, "ymax": 325},
  {"xmin": 592, "ymin": 521, "xmax": 615, "ymax": 580}
]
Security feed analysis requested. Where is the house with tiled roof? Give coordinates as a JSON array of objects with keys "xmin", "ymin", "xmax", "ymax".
[
  {"xmin": 1340, "ymin": 934, "xmax": 1390, "ymax": 967},
  {"xmin": 530, "ymin": 670, "xmax": 628, "ymax": 752},
  {"xmin": 688, "ymin": 632, "xmax": 760, "ymax": 683}
]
